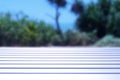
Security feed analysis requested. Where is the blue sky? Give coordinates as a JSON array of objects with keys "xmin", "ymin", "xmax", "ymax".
[{"xmin": 0, "ymin": 0, "xmax": 96, "ymax": 31}]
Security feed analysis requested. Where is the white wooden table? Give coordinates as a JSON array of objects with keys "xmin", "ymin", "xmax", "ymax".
[{"xmin": 0, "ymin": 47, "xmax": 120, "ymax": 80}]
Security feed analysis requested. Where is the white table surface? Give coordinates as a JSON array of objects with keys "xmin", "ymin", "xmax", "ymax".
[{"xmin": 0, "ymin": 47, "xmax": 120, "ymax": 80}]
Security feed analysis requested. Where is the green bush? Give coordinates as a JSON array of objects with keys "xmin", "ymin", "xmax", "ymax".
[
  {"xmin": 0, "ymin": 13, "xmax": 57, "ymax": 46},
  {"xmin": 64, "ymin": 30, "xmax": 97, "ymax": 46}
]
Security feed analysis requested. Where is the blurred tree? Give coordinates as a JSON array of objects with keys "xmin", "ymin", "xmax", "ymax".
[
  {"xmin": 98, "ymin": 0, "xmax": 112, "ymax": 16},
  {"xmin": 113, "ymin": 0, "xmax": 120, "ymax": 12},
  {"xmin": 71, "ymin": 0, "xmax": 84, "ymax": 14},
  {"xmin": 71, "ymin": 0, "xmax": 120, "ymax": 38},
  {"xmin": 48, "ymin": 0, "xmax": 67, "ymax": 38},
  {"xmin": 0, "ymin": 12, "xmax": 58, "ymax": 46}
]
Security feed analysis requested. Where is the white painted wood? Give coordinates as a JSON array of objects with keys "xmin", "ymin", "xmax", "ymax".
[{"xmin": 0, "ymin": 47, "xmax": 120, "ymax": 74}]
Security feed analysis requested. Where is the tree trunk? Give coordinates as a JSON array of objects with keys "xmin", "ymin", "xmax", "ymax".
[{"xmin": 55, "ymin": 6, "xmax": 63, "ymax": 38}]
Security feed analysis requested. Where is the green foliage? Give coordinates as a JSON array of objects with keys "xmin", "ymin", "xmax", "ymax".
[
  {"xmin": 64, "ymin": 30, "xmax": 97, "ymax": 46},
  {"xmin": 72, "ymin": 0, "xmax": 120, "ymax": 38},
  {"xmin": 76, "ymin": 3, "xmax": 100, "ymax": 32},
  {"xmin": 71, "ymin": 0, "xmax": 84, "ymax": 14},
  {"xmin": 0, "ymin": 13, "xmax": 57, "ymax": 46},
  {"xmin": 94, "ymin": 35, "xmax": 120, "ymax": 47},
  {"xmin": 0, "ymin": 12, "xmax": 97, "ymax": 46},
  {"xmin": 98, "ymin": 0, "xmax": 112, "ymax": 15},
  {"xmin": 48, "ymin": 0, "xmax": 67, "ymax": 7},
  {"xmin": 113, "ymin": 0, "xmax": 120, "ymax": 12}
]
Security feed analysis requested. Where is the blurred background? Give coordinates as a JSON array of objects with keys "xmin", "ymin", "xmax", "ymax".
[{"xmin": 0, "ymin": 0, "xmax": 120, "ymax": 47}]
